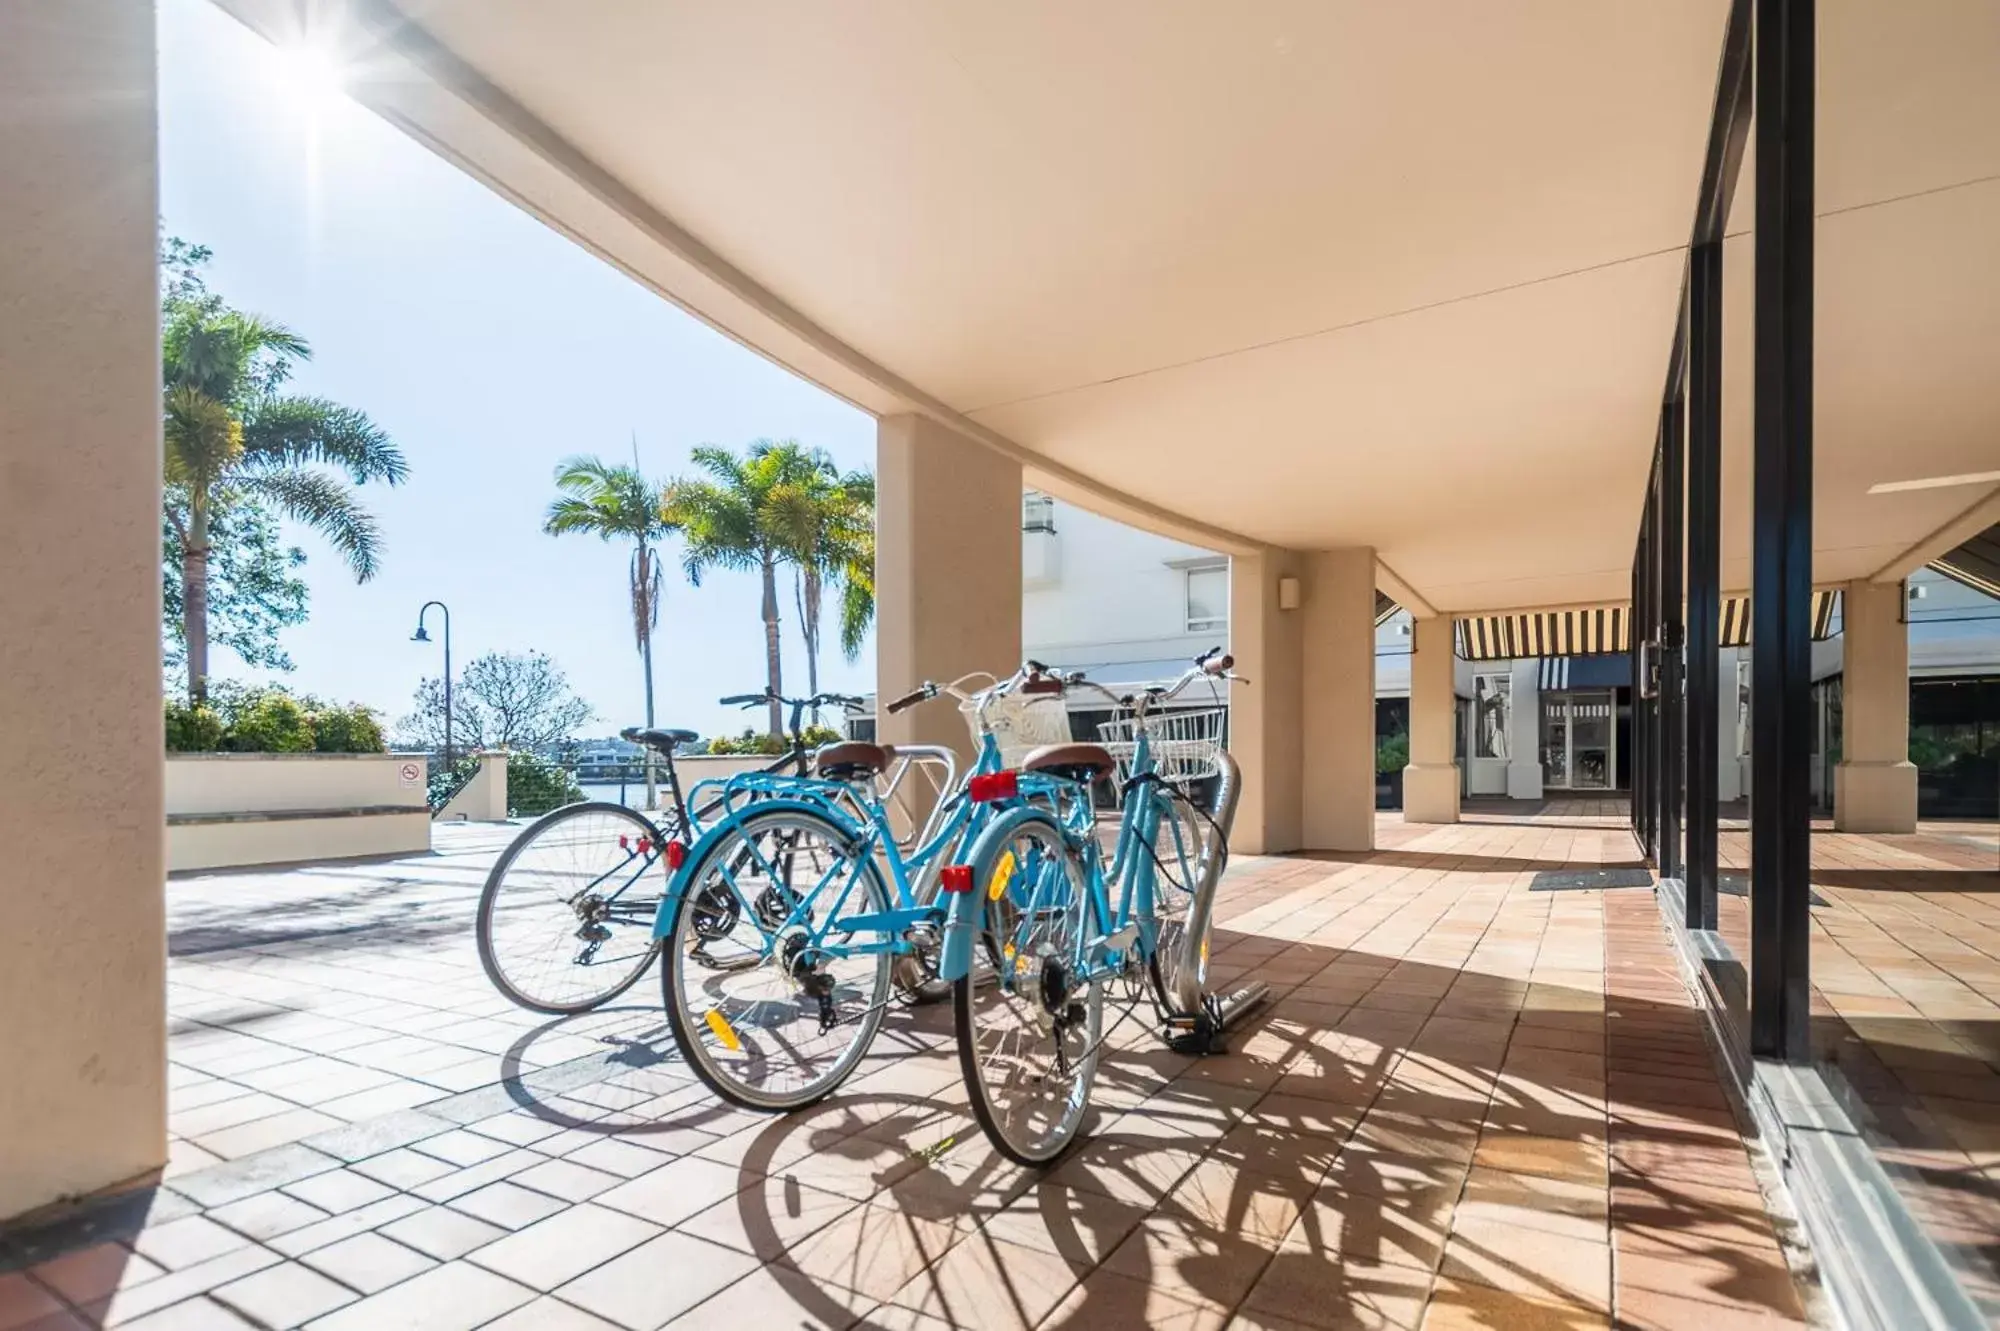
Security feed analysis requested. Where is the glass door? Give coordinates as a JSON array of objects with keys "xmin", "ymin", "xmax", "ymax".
[
  {"xmin": 1570, "ymin": 692, "xmax": 1613, "ymax": 790},
  {"xmin": 1540, "ymin": 690, "xmax": 1616, "ymax": 790},
  {"xmin": 1539, "ymin": 704, "xmax": 1569, "ymax": 788}
]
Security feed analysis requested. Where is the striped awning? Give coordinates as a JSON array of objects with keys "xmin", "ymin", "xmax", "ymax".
[
  {"xmin": 1717, "ymin": 590, "xmax": 1841, "ymax": 646},
  {"xmin": 1457, "ymin": 592, "xmax": 1841, "ymax": 662},
  {"xmin": 1455, "ymin": 606, "xmax": 1628, "ymax": 661}
]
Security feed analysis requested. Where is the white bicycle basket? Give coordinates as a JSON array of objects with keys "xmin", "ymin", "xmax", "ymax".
[
  {"xmin": 962, "ymin": 692, "xmax": 1075, "ymax": 768},
  {"xmin": 1096, "ymin": 707, "xmax": 1226, "ymax": 784}
]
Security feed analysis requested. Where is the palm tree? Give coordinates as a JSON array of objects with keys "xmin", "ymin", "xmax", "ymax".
[
  {"xmin": 665, "ymin": 440, "xmax": 824, "ymax": 736},
  {"xmin": 163, "ymin": 298, "xmax": 406, "ymax": 704},
  {"xmin": 764, "ymin": 460, "xmax": 876, "ymax": 709},
  {"xmin": 544, "ymin": 456, "xmax": 677, "ymax": 805}
]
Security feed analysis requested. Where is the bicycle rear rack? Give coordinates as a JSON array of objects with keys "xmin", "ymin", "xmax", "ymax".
[{"xmin": 1162, "ymin": 748, "xmax": 1269, "ymax": 1054}]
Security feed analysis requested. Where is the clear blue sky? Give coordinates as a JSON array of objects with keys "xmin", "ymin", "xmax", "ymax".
[{"xmin": 159, "ymin": 0, "xmax": 878, "ymax": 741}]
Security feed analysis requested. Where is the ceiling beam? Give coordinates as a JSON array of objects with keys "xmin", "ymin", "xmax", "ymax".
[
  {"xmin": 1868, "ymin": 486, "xmax": 2000, "ymax": 583},
  {"xmin": 1374, "ymin": 558, "xmax": 1437, "ymax": 619}
]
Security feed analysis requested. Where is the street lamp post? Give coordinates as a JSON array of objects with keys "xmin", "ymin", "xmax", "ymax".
[{"xmin": 412, "ymin": 601, "xmax": 452, "ymax": 768}]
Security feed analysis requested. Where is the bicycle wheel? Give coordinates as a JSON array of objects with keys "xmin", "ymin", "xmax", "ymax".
[
  {"xmin": 477, "ymin": 802, "xmax": 666, "ymax": 1014},
  {"xmin": 1143, "ymin": 788, "xmax": 1209, "ymax": 1015},
  {"xmin": 954, "ymin": 812, "xmax": 1103, "ymax": 1165},
  {"xmin": 661, "ymin": 804, "xmax": 892, "ymax": 1111}
]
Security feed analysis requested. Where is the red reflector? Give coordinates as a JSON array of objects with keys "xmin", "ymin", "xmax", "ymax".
[
  {"xmin": 618, "ymin": 835, "xmax": 630, "ymax": 850},
  {"xmin": 637, "ymin": 838, "xmax": 653, "ymax": 856},
  {"xmin": 940, "ymin": 865, "xmax": 974, "ymax": 894},
  {"xmin": 968, "ymin": 770, "xmax": 1020, "ymax": 803},
  {"xmin": 664, "ymin": 840, "xmax": 687, "ymax": 870}
]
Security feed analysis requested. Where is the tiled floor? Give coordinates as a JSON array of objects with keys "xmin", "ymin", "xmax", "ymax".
[{"xmin": 0, "ymin": 815, "xmax": 1824, "ymax": 1329}]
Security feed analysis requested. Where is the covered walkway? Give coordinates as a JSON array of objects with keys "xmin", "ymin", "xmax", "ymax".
[{"xmin": 0, "ymin": 812, "xmax": 1821, "ymax": 1330}]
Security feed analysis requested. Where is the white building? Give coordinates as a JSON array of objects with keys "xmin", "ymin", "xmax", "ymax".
[{"xmin": 1021, "ymin": 496, "xmax": 1998, "ymax": 814}]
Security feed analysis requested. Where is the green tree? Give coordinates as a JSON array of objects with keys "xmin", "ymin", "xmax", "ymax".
[
  {"xmin": 665, "ymin": 440, "xmax": 827, "ymax": 736},
  {"xmin": 763, "ymin": 456, "xmax": 876, "ymax": 708},
  {"xmin": 162, "ymin": 494, "xmax": 309, "ymax": 673},
  {"xmin": 544, "ymin": 456, "xmax": 676, "ymax": 800},
  {"xmin": 161, "ymin": 240, "xmax": 407, "ymax": 702},
  {"xmin": 395, "ymin": 650, "xmax": 595, "ymax": 752}
]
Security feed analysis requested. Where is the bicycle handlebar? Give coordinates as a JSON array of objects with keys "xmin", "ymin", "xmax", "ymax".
[
  {"xmin": 884, "ymin": 686, "xmax": 932, "ymax": 715},
  {"xmin": 720, "ymin": 690, "xmax": 867, "ymax": 711}
]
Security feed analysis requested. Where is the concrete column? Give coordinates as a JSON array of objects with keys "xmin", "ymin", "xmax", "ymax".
[
  {"xmin": 1229, "ymin": 550, "xmax": 1304, "ymax": 854},
  {"xmin": 1836, "ymin": 579, "xmax": 1918, "ymax": 832},
  {"xmin": 875, "ymin": 415, "xmax": 1021, "ymax": 767},
  {"xmin": 1301, "ymin": 549, "xmax": 1378, "ymax": 852},
  {"xmin": 0, "ymin": 1, "xmax": 166, "ymax": 1220},
  {"xmin": 1402, "ymin": 615, "xmax": 1461, "ymax": 823}
]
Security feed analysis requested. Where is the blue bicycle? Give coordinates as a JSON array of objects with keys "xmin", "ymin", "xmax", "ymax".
[
  {"xmin": 655, "ymin": 666, "xmax": 1075, "ymax": 1111},
  {"xmin": 940, "ymin": 651, "xmax": 1243, "ymax": 1163}
]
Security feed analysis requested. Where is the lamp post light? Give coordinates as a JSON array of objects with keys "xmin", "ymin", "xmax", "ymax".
[{"xmin": 412, "ymin": 601, "xmax": 452, "ymax": 768}]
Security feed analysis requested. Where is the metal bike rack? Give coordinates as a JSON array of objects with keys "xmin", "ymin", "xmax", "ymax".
[{"xmin": 1162, "ymin": 747, "xmax": 1269, "ymax": 1053}]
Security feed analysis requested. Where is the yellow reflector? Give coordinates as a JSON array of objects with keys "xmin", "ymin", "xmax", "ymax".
[
  {"xmin": 703, "ymin": 1007, "xmax": 741, "ymax": 1051},
  {"xmin": 1200, "ymin": 938, "xmax": 1210, "ymax": 967},
  {"xmin": 987, "ymin": 850, "xmax": 1016, "ymax": 901}
]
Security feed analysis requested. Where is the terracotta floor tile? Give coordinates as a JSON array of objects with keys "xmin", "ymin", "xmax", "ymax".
[
  {"xmin": 1421, "ymin": 1278, "xmax": 1609, "ymax": 1329},
  {"xmin": 1239, "ymin": 1253, "xmax": 1433, "ymax": 1330},
  {"xmin": 1439, "ymin": 1216, "xmax": 1610, "ymax": 1312},
  {"xmin": 29, "ymin": 1245, "xmax": 166, "ymax": 1306},
  {"xmin": 1099, "ymin": 1217, "xmax": 1276, "ymax": 1312},
  {"xmin": 0, "ymin": 1273, "xmax": 68, "ymax": 1331},
  {"xmin": 1038, "ymin": 1267, "xmax": 1227, "ymax": 1331},
  {"xmin": 883, "ymin": 1233, "xmax": 1086, "ymax": 1331}
]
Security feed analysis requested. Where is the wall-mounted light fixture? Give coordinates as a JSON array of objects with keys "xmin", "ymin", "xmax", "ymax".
[{"xmin": 1277, "ymin": 576, "xmax": 1301, "ymax": 611}]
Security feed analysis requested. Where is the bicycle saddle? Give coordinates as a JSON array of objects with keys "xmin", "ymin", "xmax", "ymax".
[
  {"xmin": 622, "ymin": 727, "xmax": 700, "ymax": 752},
  {"xmin": 814, "ymin": 740, "xmax": 894, "ymax": 781},
  {"xmin": 1020, "ymin": 743, "xmax": 1117, "ymax": 784}
]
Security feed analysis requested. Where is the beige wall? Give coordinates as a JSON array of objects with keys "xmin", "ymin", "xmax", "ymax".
[
  {"xmin": 1301, "ymin": 549, "xmax": 1379, "ymax": 852},
  {"xmin": 875, "ymin": 414, "xmax": 1023, "ymax": 764},
  {"xmin": 0, "ymin": 0, "xmax": 167, "ymax": 1219},
  {"xmin": 1229, "ymin": 550, "xmax": 1305, "ymax": 854},
  {"xmin": 166, "ymin": 752, "xmax": 430, "ymax": 816}
]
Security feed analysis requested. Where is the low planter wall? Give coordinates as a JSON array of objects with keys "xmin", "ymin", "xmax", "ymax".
[{"xmin": 165, "ymin": 752, "xmax": 430, "ymax": 872}]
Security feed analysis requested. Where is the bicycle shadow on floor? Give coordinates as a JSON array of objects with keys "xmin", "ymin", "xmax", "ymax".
[{"xmin": 699, "ymin": 928, "xmax": 1804, "ymax": 1330}]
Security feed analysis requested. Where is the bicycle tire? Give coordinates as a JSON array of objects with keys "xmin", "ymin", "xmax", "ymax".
[
  {"xmin": 476, "ymin": 801, "xmax": 668, "ymax": 1014},
  {"xmin": 661, "ymin": 803, "xmax": 893, "ymax": 1112},
  {"xmin": 953, "ymin": 809, "xmax": 1103, "ymax": 1165}
]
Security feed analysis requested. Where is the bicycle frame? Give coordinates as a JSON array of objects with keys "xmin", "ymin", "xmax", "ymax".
[{"xmin": 651, "ymin": 727, "xmax": 1022, "ymax": 964}]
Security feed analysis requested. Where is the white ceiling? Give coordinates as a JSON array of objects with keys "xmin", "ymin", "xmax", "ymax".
[{"xmin": 224, "ymin": 0, "xmax": 2000, "ymax": 612}]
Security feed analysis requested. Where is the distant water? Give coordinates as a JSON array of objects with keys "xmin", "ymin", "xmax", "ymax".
[{"xmin": 576, "ymin": 780, "xmax": 658, "ymax": 811}]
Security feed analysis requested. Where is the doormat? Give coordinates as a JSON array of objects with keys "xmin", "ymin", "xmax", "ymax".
[
  {"xmin": 1718, "ymin": 871, "xmax": 1829, "ymax": 908},
  {"xmin": 1530, "ymin": 868, "xmax": 1655, "ymax": 892}
]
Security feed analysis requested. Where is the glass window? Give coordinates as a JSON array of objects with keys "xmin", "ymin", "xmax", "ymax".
[
  {"xmin": 1186, "ymin": 566, "xmax": 1228, "ymax": 633},
  {"xmin": 1735, "ymin": 659, "xmax": 1753, "ymax": 758},
  {"xmin": 1022, "ymin": 492, "xmax": 1056, "ymax": 533},
  {"xmin": 1474, "ymin": 673, "xmax": 1511, "ymax": 759}
]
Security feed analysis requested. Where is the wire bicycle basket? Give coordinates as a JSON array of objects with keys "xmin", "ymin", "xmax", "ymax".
[
  {"xmin": 962, "ymin": 692, "xmax": 1075, "ymax": 768},
  {"xmin": 1096, "ymin": 707, "xmax": 1226, "ymax": 784}
]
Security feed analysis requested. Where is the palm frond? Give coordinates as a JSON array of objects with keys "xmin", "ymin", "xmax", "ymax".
[
  {"xmin": 242, "ymin": 469, "xmax": 383, "ymax": 581},
  {"xmin": 240, "ymin": 396, "xmax": 407, "ymax": 485}
]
